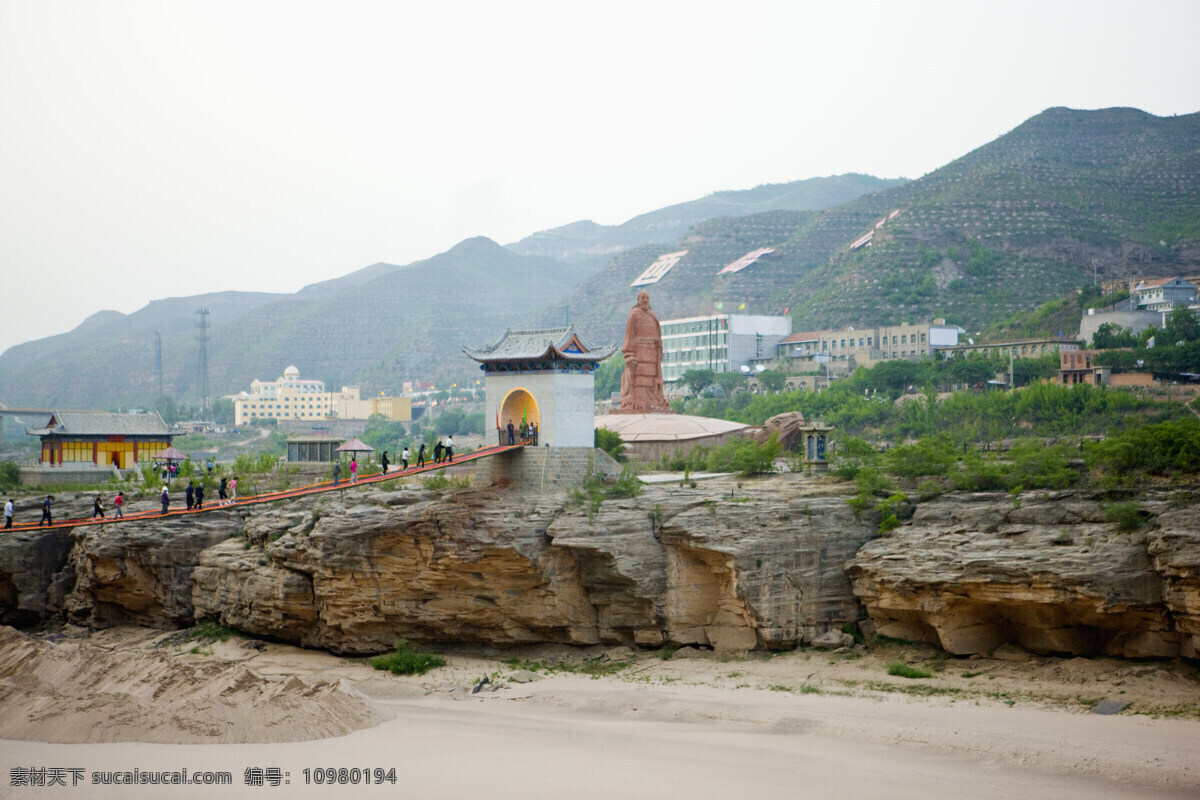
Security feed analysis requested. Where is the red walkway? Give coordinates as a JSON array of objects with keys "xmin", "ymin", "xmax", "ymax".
[{"xmin": 2, "ymin": 442, "xmax": 525, "ymax": 533}]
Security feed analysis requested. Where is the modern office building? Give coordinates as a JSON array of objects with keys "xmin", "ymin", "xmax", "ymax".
[{"xmin": 660, "ymin": 314, "xmax": 792, "ymax": 383}]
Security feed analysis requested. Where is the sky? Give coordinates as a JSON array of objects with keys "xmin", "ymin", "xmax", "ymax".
[{"xmin": 2, "ymin": 0, "xmax": 1199, "ymax": 354}]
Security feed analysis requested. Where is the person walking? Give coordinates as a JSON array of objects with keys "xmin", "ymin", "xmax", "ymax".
[
  {"xmin": 218, "ymin": 476, "xmax": 228, "ymax": 505},
  {"xmin": 333, "ymin": 461, "xmax": 341, "ymax": 486},
  {"xmin": 38, "ymin": 495, "xmax": 52, "ymax": 526},
  {"xmin": 229, "ymin": 476, "xmax": 238, "ymax": 504},
  {"xmin": 113, "ymin": 491, "xmax": 124, "ymax": 519},
  {"xmin": 401, "ymin": 447, "xmax": 410, "ymax": 470},
  {"xmin": 507, "ymin": 421, "xmax": 515, "ymax": 446},
  {"xmin": 350, "ymin": 457, "xmax": 358, "ymax": 484},
  {"xmin": 185, "ymin": 481, "xmax": 195, "ymax": 510},
  {"xmin": 433, "ymin": 440, "xmax": 444, "ymax": 464},
  {"xmin": 381, "ymin": 451, "xmax": 390, "ymax": 477},
  {"xmin": 444, "ymin": 436, "xmax": 455, "ymax": 464},
  {"xmin": 92, "ymin": 495, "xmax": 105, "ymax": 519},
  {"xmin": 160, "ymin": 486, "xmax": 170, "ymax": 515},
  {"xmin": 4, "ymin": 498, "xmax": 13, "ymax": 529},
  {"xmin": 206, "ymin": 459, "xmax": 214, "ymax": 475},
  {"xmin": 194, "ymin": 482, "xmax": 204, "ymax": 510},
  {"xmin": 417, "ymin": 444, "xmax": 426, "ymax": 468}
]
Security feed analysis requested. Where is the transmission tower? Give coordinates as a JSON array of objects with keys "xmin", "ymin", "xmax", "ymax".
[
  {"xmin": 196, "ymin": 308, "xmax": 211, "ymax": 422},
  {"xmin": 155, "ymin": 330, "xmax": 164, "ymax": 399}
]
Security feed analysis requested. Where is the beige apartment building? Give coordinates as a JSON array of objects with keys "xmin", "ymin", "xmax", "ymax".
[
  {"xmin": 777, "ymin": 320, "xmax": 962, "ymax": 373},
  {"xmin": 229, "ymin": 366, "xmax": 411, "ymax": 426}
]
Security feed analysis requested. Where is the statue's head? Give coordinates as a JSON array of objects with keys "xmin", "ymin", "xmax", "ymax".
[{"xmin": 636, "ymin": 291, "xmax": 650, "ymax": 310}]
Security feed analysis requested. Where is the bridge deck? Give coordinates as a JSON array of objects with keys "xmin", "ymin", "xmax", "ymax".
[{"xmin": 1, "ymin": 442, "xmax": 526, "ymax": 532}]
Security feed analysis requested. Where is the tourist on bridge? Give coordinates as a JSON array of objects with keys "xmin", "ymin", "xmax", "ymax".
[
  {"xmin": 218, "ymin": 477, "xmax": 228, "ymax": 504},
  {"xmin": 444, "ymin": 436, "xmax": 454, "ymax": 463},
  {"xmin": 229, "ymin": 476, "xmax": 238, "ymax": 504},
  {"xmin": 4, "ymin": 498, "xmax": 13, "ymax": 529},
  {"xmin": 402, "ymin": 447, "xmax": 410, "ymax": 469},
  {"xmin": 160, "ymin": 486, "xmax": 170, "ymax": 515},
  {"xmin": 433, "ymin": 440, "xmax": 444, "ymax": 464},
  {"xmin": 92, "ymin": 495, "xmax": 104, "ymax": 519},
  {"xmin": 333, "ymin": 461, "xmax": 341, "ymax": 486},
  {"xmin": 38, "ymin": 496, "xmax": 52, "ymax": 527},
  {"xmin": 113, "ymin": 492, "xmax": 124, "ymax": 519},
  {"xmin": 185, "ymin": 481, "xmax": 195, "ymax": 510},
  {"xmin": 507, "ymin": 421, "xmax": 515, "ymax": 446},
  {"xmin": 381, "ymin": 451, "xmax": 390, "ymax": 477},
  {"xmin": 417, "ymin": 444, "xmax": 426, "ymax": 468},
  {"xmin": 195, "ymin": 482, "xmax": 204, "ymax": 510},
  {"xmin": 350, "ymin": 457, "xmax": 358, "ymax": 484}
]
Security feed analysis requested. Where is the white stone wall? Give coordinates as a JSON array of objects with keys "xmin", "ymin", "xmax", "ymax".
[{"xmin": 484, "ymin": 370, "xmax": 596, "ymax": 448}]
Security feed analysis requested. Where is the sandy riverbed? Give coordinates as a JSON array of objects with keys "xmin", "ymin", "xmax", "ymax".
[{"xmin": 2, "ymin": 625, "xmax": 1198, "ymax": 799}]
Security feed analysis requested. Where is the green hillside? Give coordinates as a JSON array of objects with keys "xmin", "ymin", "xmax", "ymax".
[{"xmin": 554, "ymin": 107, "xmax": 1200, "ymax": 340}]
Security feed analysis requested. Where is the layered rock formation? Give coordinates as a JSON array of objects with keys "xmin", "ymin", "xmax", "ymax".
[
  {"xmin": 3, "ymin": 480, "xmax": 1197, "ymax": 661},
  {"xmin": 846, "ymin": 491, "xmax": 1200, "ymax": 659},
  {"xmin": 190, "ymin": 486, "xmax": 875, "ymax": 654}
]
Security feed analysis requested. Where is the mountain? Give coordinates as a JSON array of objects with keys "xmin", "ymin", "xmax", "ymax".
[
  {"xmin": 506, "ymin": 174, "xmax": 907, "ymax": 266},
  {"xmin": 539, "ymin": 107, "xmax": 1200, "ymax": 346},
  {"xmin": 0, "ymin": 239, "xmax": 578, "ymax": 410}
]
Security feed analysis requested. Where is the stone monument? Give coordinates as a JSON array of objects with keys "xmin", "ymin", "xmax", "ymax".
[{"xmin": 616, "ymin": 291, "xmax": 672, "ymax": 414}]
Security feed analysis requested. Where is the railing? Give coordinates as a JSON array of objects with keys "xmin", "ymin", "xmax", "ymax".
[{"xmin": 497, "ymin": 429, "xmax": 538, "ymax": 447}]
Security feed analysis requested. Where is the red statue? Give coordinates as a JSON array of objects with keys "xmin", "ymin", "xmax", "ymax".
[{"xmin": 617, "ymin": 291, "xmax": 671, "ymax": 413}]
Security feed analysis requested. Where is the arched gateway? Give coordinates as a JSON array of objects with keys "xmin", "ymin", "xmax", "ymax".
[{"xmin": 464, "ymin": 326, "xmax": 617, "ymax": 448}]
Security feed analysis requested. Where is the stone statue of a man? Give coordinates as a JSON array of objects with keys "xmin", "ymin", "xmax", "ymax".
[{"xmin": 618, "ymin": 291, "xmax": 671, "ymax": 413}]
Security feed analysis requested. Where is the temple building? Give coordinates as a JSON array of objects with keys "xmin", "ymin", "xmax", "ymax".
[
  {"xmin": 464, "ymin": 326, "xmax": 617, "ymax": 448},
  {"xmin": 27, "ymin": 411, "xmax": 172, "ymax": 469}
]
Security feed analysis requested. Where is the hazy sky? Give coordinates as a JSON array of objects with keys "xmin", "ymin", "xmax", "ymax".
[{"xmin": 2, "ymin": 0, "xmax": 1198, "ymax": 353}]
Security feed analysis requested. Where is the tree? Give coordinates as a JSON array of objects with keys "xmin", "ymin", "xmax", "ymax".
[
  {"xmin": 1091, "ymin": 322, "xmax": 1138, "ymax": 349},
  {"xmin": 714, "ymin": 371, "xmax": 747, "ymax": 397},
  {"xmin": 681, "ymin": 369, "xmax": 716, "ymax": 397},
  {"xmin": 758, "ymin": 369, "xmax": 786, "ymax": 394},
  {"xmin": 1162, "ymin": 307, "xmax": 1200, "ymax": 346},
  {"xmin": 594, "ymin": 352, "xmax": 625, "ymax": 400}
]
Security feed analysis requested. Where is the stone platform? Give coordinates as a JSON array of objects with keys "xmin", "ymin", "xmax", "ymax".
[{"xmin": 594, "ymin": 413, "xmax": 749, "ymax": 462}]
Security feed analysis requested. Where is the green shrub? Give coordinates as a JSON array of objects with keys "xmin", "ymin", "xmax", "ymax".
[
  {"xmin": 370, "ymin": 639, "xmax": 446, "ymax": 675},
  {"xmin": 887, "ymin": 662, "xmax": 933, "ymax": 679},
  {"xmin": 0, "ymin": 461, "xmax": 19, "ymax": 487},
  {"xmin": 595, "ymin": 427, "xmax": 626, "ymax": 461},
  {"xmin": 704, "ymin": 434, "xmax": 781, "ymax": 476},
  {"xmin": 1103, "ymin": 501, "xmax": 1152, "ymax": 533},
  {"xmin": 1088, "ymin": 419, "xmax": 1200, "ymax": 477},
  {"xmin": 887, "ymin": 436, "xmax": 956, "ymax": 478}
]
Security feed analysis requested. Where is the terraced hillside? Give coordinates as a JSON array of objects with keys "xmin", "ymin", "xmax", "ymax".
[
  {"xmin": 507, "ymin": 174, "xmax": 907, "ymax": 267},
  {"xmin": 553, "ymin": 107, "xmax": 1200, "ymax": 337}
]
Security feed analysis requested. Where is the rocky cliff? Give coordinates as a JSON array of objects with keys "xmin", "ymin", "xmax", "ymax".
[
  {"xmin": 188, "ymin": 486, "xmax": 874, "ymax": 654},
  {"xmin": 2, "ymin": 482, "xmax": 1198, "ymax": 661},
  {"xmin": 846, "ymin": 491, "xmax": 1200, "ymax": 659}
]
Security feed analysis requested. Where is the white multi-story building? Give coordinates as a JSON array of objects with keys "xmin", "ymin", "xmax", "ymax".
[
  {"xmin": 660, "ymin": 314, "xmax": 792, "ymax": 382},
  {"xmin": 228, "ymin": 366, "xmax": 410, "ymax": 426}
]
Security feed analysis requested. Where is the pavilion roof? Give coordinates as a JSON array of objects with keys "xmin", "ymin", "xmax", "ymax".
[
  {"xmin": 463, "ymin": 325, "xmax": 617, "ymax": 364},
  {"xmin": 335, "ymin": 438, "xmax": 374, "ymax": 452},
  {"xmin": 26, "ymin": 411, "xmax": 170, "ymax": 437}
]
